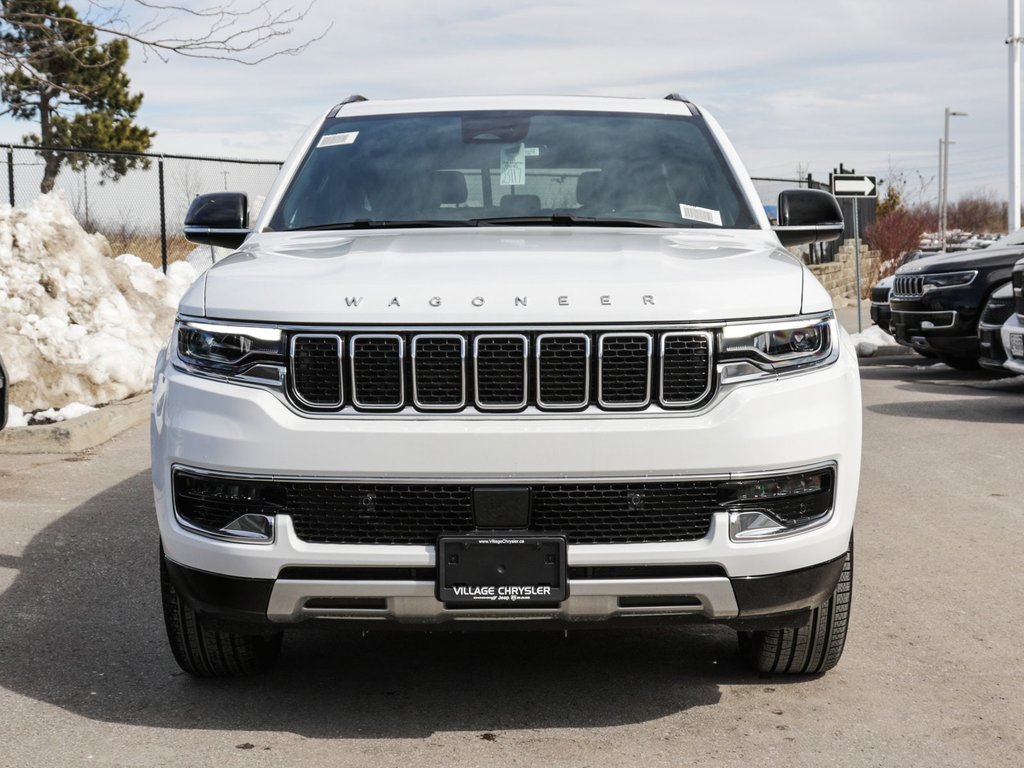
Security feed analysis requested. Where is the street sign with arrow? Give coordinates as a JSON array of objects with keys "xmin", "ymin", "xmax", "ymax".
[
  {"xmin": 831, "ymin": 173, "xmax": 877, "ymax": 198},
  {"xmin": 829, "ymin": 170, "xmax": 876, "ymax": 334}
]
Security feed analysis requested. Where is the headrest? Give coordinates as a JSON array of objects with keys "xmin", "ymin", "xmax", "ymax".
[
  {"xmin": 498, "ymin": 194, "xmax": 541, "ymax": 213},
  {"xmin": 429, "ymin": 170, "xmax": 468, "ymax": 205},
  {"xmin": 575, "ymin": 171, "xmax": 603, "ymax": 205}
]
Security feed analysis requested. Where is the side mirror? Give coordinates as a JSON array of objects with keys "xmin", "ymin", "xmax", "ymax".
[
  {"xmin": 0, "ymin": 353, "xmax": 8, "ymax": 431},
  {"xmin": 183, "ymin": 192, "xmax": 250, "ymax": 249},
  {"xmin": 773, "ymin": 189, "xmax": 844, "ymax": 247}
]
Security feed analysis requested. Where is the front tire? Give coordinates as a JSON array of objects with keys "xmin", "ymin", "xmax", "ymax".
[
  {"xmin": 738, "ymin": 543, "xmax": 853, "ymax": 675},
  {"xmin": 160, "ymin": 554, "xmax": 282, "ymax": 677}
]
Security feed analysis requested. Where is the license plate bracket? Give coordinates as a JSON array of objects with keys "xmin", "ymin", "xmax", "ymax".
[{"xmin": 437, "ymin": 535, "xmax": 567, "ymax": 606}]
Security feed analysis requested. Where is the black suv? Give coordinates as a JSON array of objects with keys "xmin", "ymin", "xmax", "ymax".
[{"xmin": 889, "ymin": 234, "xmax": 1023, "ymax": 368}]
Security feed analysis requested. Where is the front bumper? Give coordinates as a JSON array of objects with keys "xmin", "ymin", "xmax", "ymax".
[
  {"xmin": 870, "ymin": 301, "xmax": 891, "ymax": 330},
  {"xmin": 979, "ymin": 320, "xmax": 1009, "ymax": 371},
  {"xmin": 889, "ymin": 308, "xmax": 979, "ymax": 356},
  {"xmin": 164, "ymin": 553, "xmax": 847, "ymax": 629},
  {"xmin": 152, "ymin": 337, "xmax": 862, "ymax": 625}
]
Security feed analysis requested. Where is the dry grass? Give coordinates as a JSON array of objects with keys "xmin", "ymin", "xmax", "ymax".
[{"xmin": 100, "ymin": 232, "xmax": 194, "ymax": 270}]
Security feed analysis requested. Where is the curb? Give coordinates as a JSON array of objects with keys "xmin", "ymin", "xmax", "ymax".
[
  {"xmin": 857, "ymin": 344, "xmax": 910, "ymax": 358},
  {"xmin": 0, "ymin": 394, "xmax": 149, "ymax": 454}
]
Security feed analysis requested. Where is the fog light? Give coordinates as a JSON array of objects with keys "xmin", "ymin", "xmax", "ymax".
[
  {"xmin": 728, "ymin": 473, "xmax": 823, "ymax": 502},
  {"xmin": 221, "ymin": 514, "xmax": 275, "ymax": 542},
  {"xmin": 729, "ymin": 509, "xmax": 787, "ymax": 540},
  {"xmin": 721, "ymin": 467, "xmax": 836, "ymax": 542}
]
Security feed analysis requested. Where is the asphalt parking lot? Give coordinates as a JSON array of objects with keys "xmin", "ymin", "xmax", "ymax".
[{"xmin": 0, "ymin": 355, "xmax": 1021, "ymax": 768}]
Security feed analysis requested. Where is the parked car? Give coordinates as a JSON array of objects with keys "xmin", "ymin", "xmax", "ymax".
[
  {"xmin": 0, "ymin": 352, "xmax": 7, "ymax": 431},
  {"xmin": 870, "ymin": 274, "xmax": 894, "ymax": 329},
  {"xmin": 978, "ymin": 282, "xmax": 1016, "ymax": 372},
  {"xmin": 1001, "ymin": 258, "xmax": 1024, "ymax": 374},
  {"xmin": 889, "ymin": 231, "xmax": 1024, "ymax": 368},
  {"xmin": 155, "ymin": 94, "xmax": 860, "ymax": 678}
]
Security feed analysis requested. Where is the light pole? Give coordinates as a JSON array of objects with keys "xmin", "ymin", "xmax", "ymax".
[
  {"xmin": 940, "ymin": 107, "xmax": 967, "ymax": 251},
  {"xmin": 1008, "ymin": 0, "xmax": 1022, "ymax": 233}
]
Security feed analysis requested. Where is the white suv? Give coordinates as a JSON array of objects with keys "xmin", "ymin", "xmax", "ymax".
[{"xmin": 152, "ymin": 94, "xmax": 860, "ymax": 677}]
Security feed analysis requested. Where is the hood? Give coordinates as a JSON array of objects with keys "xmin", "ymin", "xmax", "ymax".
[
  {"xmin": 196, "ymin": 228, "xmax": 808, "ymax": 324},
  {"xmin": 897, "ymin": 243, "xmax": 1024, "ymax": 274}
]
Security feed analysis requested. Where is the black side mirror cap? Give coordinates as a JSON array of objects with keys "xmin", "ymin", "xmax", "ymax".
[
  {"xmin": 183, "ymin": 192, "xmax": 250, "ymax": 249},
  {"xmin": 772, "ymin": 189, "xmax": 845, "ymax": 247},
  {"xmin": 0, "ymin": 353, "xmax": 8, "ymax": 431}
]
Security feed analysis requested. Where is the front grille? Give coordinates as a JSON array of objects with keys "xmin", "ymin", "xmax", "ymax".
[
  {"xmin": 892, "ymin": 274, "xmax": 925, "ymax": 299},
  {"xmin": 980, "ymin": 297, "xmax": 1014, "ymax": 326},
  {"xmin": 289, "ymin": 327, "xmax": 714, "ymax": 414},
  {"xmin": 173, "ymin": 468, "xmax": 836, "ymax": 546}
]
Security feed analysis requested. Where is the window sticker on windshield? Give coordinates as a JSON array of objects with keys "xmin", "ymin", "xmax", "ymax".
[
  {"xmin": 679, "ymin": 203, "xmax": 723, "ymax": 227},
  {"xmin": 499, "ymin": 144, "xmax": 526, "ymax": 186},
  {"xmin": 317, "ymin": 132, "xmax": 359, "ymax": 149},
  {"xmin": 499, "ymin": 144, "xmax": 538, "ymax": 186}
]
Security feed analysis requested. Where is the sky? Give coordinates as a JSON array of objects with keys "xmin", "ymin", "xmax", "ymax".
[{"xmin": 0, "ymin": 0, "xmax": 1019, "ymax": 209}]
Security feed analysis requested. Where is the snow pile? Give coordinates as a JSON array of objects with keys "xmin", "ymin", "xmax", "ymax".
[
  {"xmin": 849, "ymin": 325, "xmax": 898, "ymax": 356},
  {"xmin": 0, "ymin": 193, "xmax": 196, "ymax": 418},
  {"xmin": 7, "ymin": 401, "xmax": 97, "ymax": 428}
]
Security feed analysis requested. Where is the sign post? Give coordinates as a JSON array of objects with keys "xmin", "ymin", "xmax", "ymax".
[{"xmin": 830, "ymin": 173, "xmax": 877, "ymax": 333}]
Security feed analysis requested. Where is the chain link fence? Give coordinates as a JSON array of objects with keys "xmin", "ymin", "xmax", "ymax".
[{"xmin": 2, "ymin": 144, "xmax": 282, "ymax": 272}]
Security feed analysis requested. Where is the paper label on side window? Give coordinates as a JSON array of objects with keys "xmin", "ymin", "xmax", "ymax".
[
  {"xmin": 317, "ymin": 132, "xmax": 359, "ymax": 148},
  {"xmin": 499, "ymin": 144, "xmax": 527, "ymax": 186},
  {"xmin": 679, "ymin": 204, "xmax": 723, "ymax": 226}
]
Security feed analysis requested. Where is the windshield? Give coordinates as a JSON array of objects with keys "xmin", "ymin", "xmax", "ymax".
[{"xmin": 267, "ymin": 110, "xmax": 758, "ymax": 231}]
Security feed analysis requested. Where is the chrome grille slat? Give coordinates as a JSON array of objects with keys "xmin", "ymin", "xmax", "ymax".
[
  {"xmin": 660, "ymin": 331, "xmax": 713, "ymax": 406},
  {"xmin": 474, "ymin": 334, "xmax": 529, "ymax": 409},
  {"xmin": 536, "ymin": 333, "xmax": 590, "ymax": 409},
  {"xmin": 350, "ymin": 334, "xmax": 404, "ymax": 409},
  {"xmin": 411, "ymin": 334, "xmax": 466, "ymax": 410},
  {"xmin": 290, "ymin": 334, "xmax": 343, "ymax": 408},
  {"xmin": 289, "ymin": 327, "xmax": 713, "ymax": 414},
  {"xmin": 598, "ymin": 333, "xmax": 652, "ymax": 408}
]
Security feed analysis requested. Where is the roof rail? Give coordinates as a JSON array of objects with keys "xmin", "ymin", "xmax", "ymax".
[
  {"xmin": 664, "ymin": 93, "xmax": 699, "ymax": 115},
  {"xmin": 328, "ymin": 95, "xmax": 368, "ymax": 117}
]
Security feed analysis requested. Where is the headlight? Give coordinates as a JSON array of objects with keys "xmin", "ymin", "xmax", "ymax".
[
  {"xmin": 920, "ymin": 270, "xmax": 977, "ymax": 291},
  {"xmin": 173, "ymin": 319, "xmax": 286, "ymax": 383},
  {"xmin": 719, "ymin": 314, "xmax": 837, "ymax": 382}
]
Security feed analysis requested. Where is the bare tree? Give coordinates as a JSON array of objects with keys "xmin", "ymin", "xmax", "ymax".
[
  {"xmin": 0, "ymin": 0, "xmax": 330, "ymax": 97},
  {"xmin": 171, "ymin": 158, "xmax": 204, "ymax": 220}
]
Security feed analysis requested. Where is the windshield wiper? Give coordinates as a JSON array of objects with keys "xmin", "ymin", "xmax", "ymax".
[
  {"xmin": 289, "ymin": 219, "xmax": 475, "ymax": 231},
  {"xmin": 468, "ymin": 214, "xmax": 679, "ymax": 228}
]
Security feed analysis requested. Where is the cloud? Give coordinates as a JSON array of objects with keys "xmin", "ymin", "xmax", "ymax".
[{"xmin": 0, "ymin": 0, "xmax": 1015, "ymax": 205}]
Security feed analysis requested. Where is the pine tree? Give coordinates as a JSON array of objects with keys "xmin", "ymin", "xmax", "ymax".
[{"xmin": 0, "ymin": 0, "xmax": 155, "ymax": 193}]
